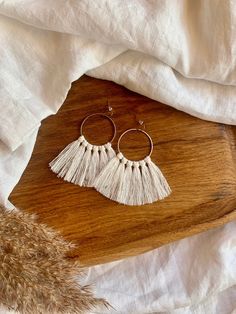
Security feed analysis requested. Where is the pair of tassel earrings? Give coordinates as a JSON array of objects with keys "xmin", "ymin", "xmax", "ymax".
[{"xmin": 49, "ymin": 112, "xmax": 171, "ymax": 206}]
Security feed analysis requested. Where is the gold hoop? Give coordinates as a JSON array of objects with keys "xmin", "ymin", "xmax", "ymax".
[
  {"xmin": 80, "ymin": 113, "xmax": 116, "ymax": 143},
  {"xmin": 117, "ymin": 128, "xmax": 153, "ymax": 158}
]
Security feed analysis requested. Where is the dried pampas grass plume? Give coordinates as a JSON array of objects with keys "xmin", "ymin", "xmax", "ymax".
[{"xmin": 0, "ymin": 206, "xmax": 107, "ymax": 314}]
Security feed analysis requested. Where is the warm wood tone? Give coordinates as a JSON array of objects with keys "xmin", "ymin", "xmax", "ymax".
[{"xmin": 10, "ymin": 76, "xmax": 236, "ymax": 266}]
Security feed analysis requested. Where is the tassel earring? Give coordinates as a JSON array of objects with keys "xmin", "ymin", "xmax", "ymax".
[
  {"xmin": 49, "ymin": 112, "xmax": 116, "ymax": 187},
  {"xmin": 94, "ymin": 128, "xmax": 171, "ymax": 205}
]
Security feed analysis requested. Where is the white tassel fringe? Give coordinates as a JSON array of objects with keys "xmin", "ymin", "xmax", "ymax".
[
  {"xmin": 49, "ymin": 136, "xmax": 116, "ymax": 187},
  {"xmin": 94, "ymin": 153, "xmax": 171, "ymax": 205}
]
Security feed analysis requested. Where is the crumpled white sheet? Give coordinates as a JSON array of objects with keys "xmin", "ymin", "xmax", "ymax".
[
  {"xmin": 83, "ymin": 221, "xmax": 236, "ymax": 314},
  {"xmin": 0, "ymin": 1, "xmax": 235, "ymax": 313}
]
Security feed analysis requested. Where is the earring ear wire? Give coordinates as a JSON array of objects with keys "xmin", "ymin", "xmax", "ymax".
[
  {"xmin": 138, "ymin": 119, "xmax": 146, "ymax": 130},
  {"xmin": 107, "ymin": 99, "xmax": 114, "ymax": 116}
]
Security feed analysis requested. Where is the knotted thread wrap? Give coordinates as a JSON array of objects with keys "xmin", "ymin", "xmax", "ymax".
[
  {"xmin": 49, "ymin": 135, "xmax": 116, "ymax": 187},
  {"xmin": 0, "ymin": 206, "xmax": 107, "ymax": 314},
  {"xmin": 94, "ymin": 153, "xmax": 171, "ymax": 205}
]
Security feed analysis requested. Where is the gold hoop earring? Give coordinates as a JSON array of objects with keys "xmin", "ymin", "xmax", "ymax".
[
  {"xmin": 49, "ymin": 113, "xmax": 116, "ymax": 187},
  {"xmin": 94, "ymin": 128, "xmax": 171, "ymax": 205}
]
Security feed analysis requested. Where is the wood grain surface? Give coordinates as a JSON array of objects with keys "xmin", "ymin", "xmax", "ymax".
[{"xmin": 10, "ymin": 75, "xmax": 236, "ymax": 266}]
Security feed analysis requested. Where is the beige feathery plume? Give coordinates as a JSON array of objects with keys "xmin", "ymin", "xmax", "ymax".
[{"xmin": 0, "ymin": 206, "xmax": 107, "ymax": 314}]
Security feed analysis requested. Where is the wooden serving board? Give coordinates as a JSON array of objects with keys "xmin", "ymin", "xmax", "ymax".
[{"xmin": 10, "ymin": 76, "xmax": 236, "ymax": 266}]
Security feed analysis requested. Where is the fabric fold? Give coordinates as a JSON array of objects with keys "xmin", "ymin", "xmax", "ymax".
[
  {"xmin": 87, "ymin": 50, "xmax": 236, "ymax": 125},
  {"xmin": 0, "ymin": 98, "xmax": 39, "ymax": 151},
  {"xmin": 0, "ymin": 0, "xmax": 236, "ymax": 85},
  {"xmin": 0, "ymin": 13, "xmax": 124, "ymax": 150}
]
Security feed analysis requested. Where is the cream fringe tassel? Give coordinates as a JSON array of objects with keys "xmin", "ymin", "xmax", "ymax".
[
  {"xmin": 94, "ymin": 153, "xmax": 171, "ymax": 205},
  {"xmin": 49, "ymin": 135, "xmax": 116, "ymax": 187}
]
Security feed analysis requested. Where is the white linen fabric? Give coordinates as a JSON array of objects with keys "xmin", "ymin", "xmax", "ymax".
[
  {"xmin": 0, "ymin": 1, "xmax": 235, "ymax": 313},
  {"xmin": 84, "ymin": 221, "xmax": 236, "ymax": 314}
]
